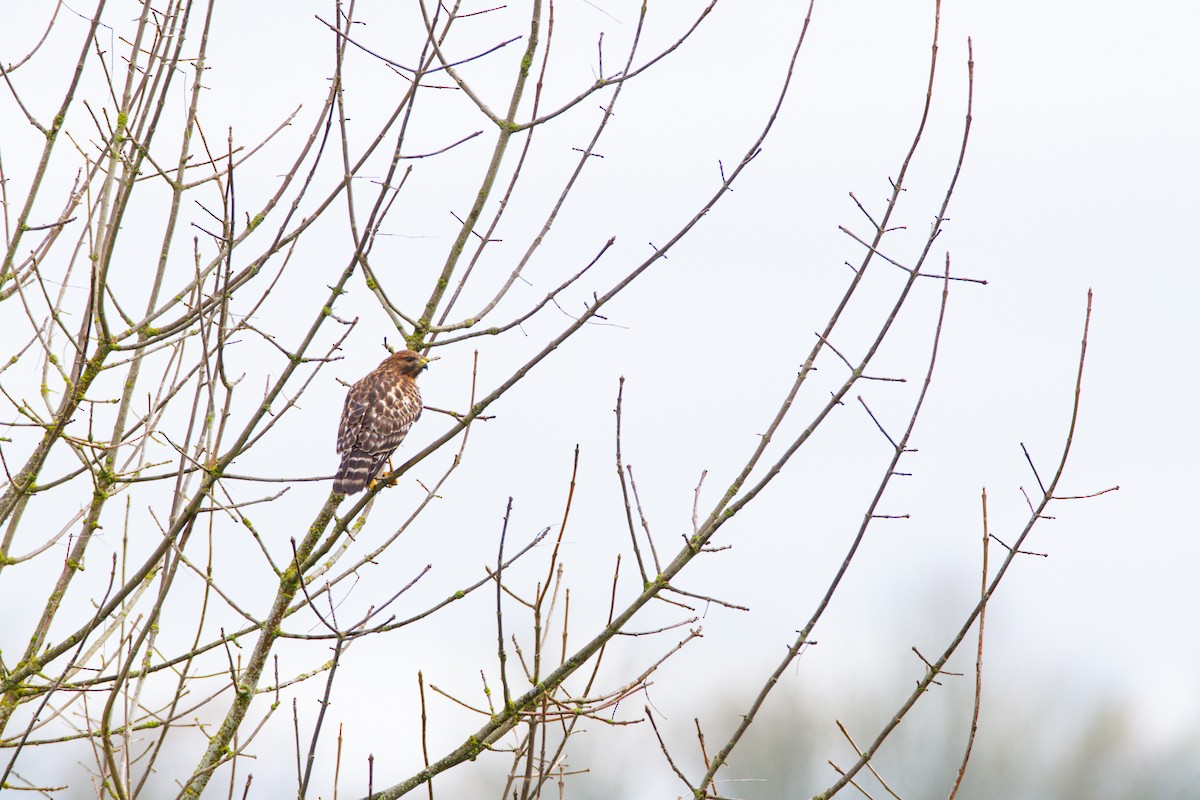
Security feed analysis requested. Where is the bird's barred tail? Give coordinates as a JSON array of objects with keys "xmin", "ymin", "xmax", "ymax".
[{"xmin": 333, "ymin": 450, "xmax": 385, "ymax": 495}]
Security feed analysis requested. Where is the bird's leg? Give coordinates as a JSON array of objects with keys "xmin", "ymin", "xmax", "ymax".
[
  {"xmin": 383, "ymin": 457, "xmax": 399, "ymax": 487},
  {"xmin": 371, "ymin": 458, "xmax": 399, "ymax": 491}
]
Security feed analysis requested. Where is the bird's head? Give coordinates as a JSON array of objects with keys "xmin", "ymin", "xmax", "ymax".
[{"xmin": 388, "ymin": 350, "xmax": 435, "ymax": 377}]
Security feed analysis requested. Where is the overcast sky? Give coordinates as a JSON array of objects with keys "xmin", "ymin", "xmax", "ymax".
[{"xmin": 1, "ymin": 1, "xmax": 1197, "ymax": 797}]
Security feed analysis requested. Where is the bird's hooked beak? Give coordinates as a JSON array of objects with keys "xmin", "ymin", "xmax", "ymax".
[{"xmin": 419, "ymin": 354, "xmax": 439, "ymax": 372}]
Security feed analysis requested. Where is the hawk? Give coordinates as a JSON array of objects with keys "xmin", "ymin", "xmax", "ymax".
[{"xmin": 333, "ymin": 350, "xmax": 430, "ymax": 495}]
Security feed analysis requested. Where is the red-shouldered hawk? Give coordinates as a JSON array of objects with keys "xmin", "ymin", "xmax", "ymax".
[{"xmin": 333, "ymin": 350, "xmax": 430, "ymax": 495}]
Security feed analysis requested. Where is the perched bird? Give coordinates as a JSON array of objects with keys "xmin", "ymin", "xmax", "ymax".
[{"xmin": 333, "ymin": 350, "xmax": 430, "ymax": 495}]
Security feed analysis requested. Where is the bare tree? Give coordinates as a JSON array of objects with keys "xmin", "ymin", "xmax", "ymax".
[{"xmin": 0, "ymin": 1, "xmax": 1106, "ymax": 798}]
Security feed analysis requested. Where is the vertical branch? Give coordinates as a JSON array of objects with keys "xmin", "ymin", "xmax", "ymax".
[
  {"xmin": 615, "ymin": 377, "xmax": 649, "ymax": 584},
  {"xmin": 180, "ymin": 494, "xmax": 343, "ymax": 797},
  {"xmin": 411, "ymin": 0, "xmax": 542, "ymax": 346},
  {"xmin": 496, "ymin": 498, "xmax": 515, "ymax": 710},
  {"xmin": 0, "ymin": 0, "xmax": 108, "ymax": 287},
  {"xmin": 430, "ymin": 0, "xmax": 558, "ymax": 333},
  {"xmin": 815, "ymin": 291, "xmax": 1094, "ymax": 799},
  {"xmin": 947, "ymin": 489, "xmax": 990, "ymax": 800}
]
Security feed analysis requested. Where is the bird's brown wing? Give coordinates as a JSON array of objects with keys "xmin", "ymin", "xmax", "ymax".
[{"xmin": 334, "ymin": 369, "xmax": 423, "ymax": 494}]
